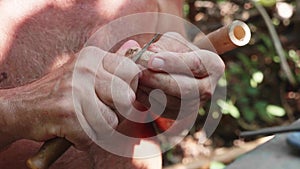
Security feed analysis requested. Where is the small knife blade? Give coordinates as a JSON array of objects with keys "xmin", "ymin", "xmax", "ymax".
[{"xmin": 131, "ymin": 33, "xmax": 160, "ymax": 62}]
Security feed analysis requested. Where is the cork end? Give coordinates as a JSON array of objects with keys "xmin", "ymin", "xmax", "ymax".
[{"xmin": 229, "ymin": 20, "xmax": 251, "ymax": 46}]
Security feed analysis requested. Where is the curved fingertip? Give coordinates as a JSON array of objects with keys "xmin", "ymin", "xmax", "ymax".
[
  {"xmin": 106, "ymin": 112, "xmax": 119, "ymax": 129},
  {"xmin": 97, "ymin": 100, "xmax": 119, "ymax": 129},
  {"xmin": 116, "ymin": 40, "xmax": 141, "ymax": 55},
  {"xmin": 130, "ymin": 75, "xmax": 139, "ymax": 93},
  {"xmin": 123, "ymin": 40, "xmax": 140, "ymax": 49},
  {"xmin": 128, "ymin": 88, "xmax": 136, "ymax": 103},
  {"xmin": 148, "ymin": 57, "xmax": 165, "ymax": 71}
]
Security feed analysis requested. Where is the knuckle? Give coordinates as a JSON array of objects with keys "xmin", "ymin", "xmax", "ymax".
[
  {"xmin": 200, "ymin": 81, "xmax": 213, "ymax": 99},
  {"xmin": 191, "ymin": 54, "xmax": 206, "ymax": 77},
  {"xmin": 181, "ymin": 81, "xmax": 198, "ymax": 98},
  {"xmin": 81, "ymin": 46, "xmax": 104, "ymax": 56},
  {"xmin": 164, "ymin": 32, "xmax": 182, "ymax": 38},
  {"xmin": 201, "ymin": 88, "xmax": 212, "ymax": 100},
  {"xmin": 212, "ymin": 55, "xmax": 225, "ymax": 75},
  {"xmin": 217, "ymin": 60, "xmax": 225, "ymax": 75},
  {"xmin": 74, "ymin": 65, "xmax": 98, "ymax": 84},
  {"xmin": 208, "ymin": 52, "xmax": 225, "ymax": 75},
  {"xmin": 200, "ymin": 92, "xmax": 212, "ymax": 103},
  {"xmin": 57, "ymin": 94, "xmax": 75, "ymax": 116},
  {"xmin": 76, "ymin": 46, "xmax": 104, "ymax": 68},
  {"xmin": 77, "ymin": 65, "xmax": 95, "ymax": 75},
  {"xmin": 199, "ymin": 50, "xmax": 225, "ymax": 78},
  {"xmin": 166, "ymin": 32, "xmax": 186, "ymax": 43},
  {"xmin": 119, "ymin": 56, "xmax": 136, "ymax": 68},
  {"xmin": 49, "ymin": 125, "xmax": 64, "ymax": 138},
  {"xmin": 103, "ymin": 112, "xmax": 118, "ymax": 128},
  {"xmin": 54, "ymin": 82, "xmax": 83, "ymax": 117}
]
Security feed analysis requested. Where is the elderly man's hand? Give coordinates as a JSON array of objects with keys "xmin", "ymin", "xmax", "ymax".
[
  {"xmin": 2, "ymin": 46, "xmax": 140, "ymax": 151},
  {"xmin": 136, "ymin": 32, "xmax": 225, "ymax": 119}
]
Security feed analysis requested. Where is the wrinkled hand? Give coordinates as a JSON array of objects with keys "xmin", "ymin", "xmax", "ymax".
[
  {"xmin": 10, "ymin": 46, "xmax": 140, "ymax": 150},
  {"xmin": 136, "ymin": 32, "xmax": 225, "ymax": 119}
]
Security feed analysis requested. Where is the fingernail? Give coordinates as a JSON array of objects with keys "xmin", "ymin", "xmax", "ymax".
[
  {"xmin": 122, "ymin": 40, "xmax": 140, "ymax": 49},
  {"xmin": 151, "ymin": 58, "xmax": 164, "ymax": 69}
]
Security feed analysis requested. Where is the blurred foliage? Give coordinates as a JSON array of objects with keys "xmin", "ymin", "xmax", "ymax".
[
  {"xmin": 210, "ymin": 161, "xmax": 226, "ymax": 169},
  {"xmin": 163, "ymin": 0, "xmax": 300, "ymax": 167},
  {"xmin": 184, "ymin": 0, "xmax": 300, "ymax": 135}
]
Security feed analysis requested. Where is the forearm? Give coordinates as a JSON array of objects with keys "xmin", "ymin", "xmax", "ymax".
[
  {"xmin": 0, "ymin": 68, "xmax": 64, "ymax": 149},
  {"xmin": 0, "ymin": 76, "xmax": 55, "ymax": 150},
  {"xmin": 0, "ymin": 89, "xmax": 20, "ymax": 150}
]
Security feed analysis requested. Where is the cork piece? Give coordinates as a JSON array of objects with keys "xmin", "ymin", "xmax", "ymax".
[{"xmin": 195, "ymin": 20, "xmax": 251, "ymax": 55}]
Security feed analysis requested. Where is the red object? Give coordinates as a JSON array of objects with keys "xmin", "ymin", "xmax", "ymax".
[{"xmin": 154, "ymin": 117, "xmax": 175, "ymax": 132}]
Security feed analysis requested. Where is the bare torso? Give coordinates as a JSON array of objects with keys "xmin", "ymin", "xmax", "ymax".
[
  {"xmin": 0, "ymin": 0, "xmax": 160, "ymax": 168},
  {"xmin": 0, "ymin": 0, "xmax": 159, "ymax": 88}
]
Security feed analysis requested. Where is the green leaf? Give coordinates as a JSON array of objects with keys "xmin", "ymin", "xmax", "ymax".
[
  {"xmin": 252, "ymin": 71, "xmax": 264, "ymax": 84},
  {"xmin": 246, "ymin": 87, "xmax": 259, "ymax": 96},
  {"xmin": 260, "ymin": 34, "xmax": 274, "ymax": 50},
  {"xmin": 242, "ymin": 107, "xmax": 256, "ymax": 122},
  {"xmin": 198, "ymin": 108, "xmax": 206, "ymax": 116},
  {"xmin": 266, "ymin": 105, "xmax": 286, "ymax": 117},
  {"xmin": 228, "ymin": 63, "xmax": 242, "ymax": 74},
  {"xmin": 258, "ymin": 0, "xmax": 277, "ymax": 7},
  {"xmin": 255, "ymin": 102, "xmax": 274, "ymax": 122},
  {"xmin": 254, "ymin": 102, "xmax": 267, "ymax": 112},
  {"xmin": 239, "ymin": 97, "xmax": 249, "ymax": 105},
  {"xmin": 183, "ymin": 3, "xmax": 189, "ymax": 17},
  {"xmin": 237, "ymin": 53, "xmax": 250, "ymax": 67},
  {"xmin": 257, "ymin": 45, "xmax": 267, "ymax": 53},
  {"xmin": 217, "ymin": 99, "xmax": 240, "ymax": 119},
  {"xmin": 218, "ymin": 75, "xmax": 227, "ymax": 87},
  {"xmin": 250, "ymin": 79, "xmax": 258, "ymax": 88},
  {"xmin": 273, "ymin": 55, "xmax": 280, "ymax": 63},
  {"xmin": 210, "ymin": 161, "xmax": 226, "ymax": 169}
]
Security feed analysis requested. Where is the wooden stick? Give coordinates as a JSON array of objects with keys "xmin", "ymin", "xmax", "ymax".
[
  {"xmin": 26, "ymin": 20, "xmax": 251, "ymax": 169},
  {"xmin": 240, "ymin": 124, "xmax": 300, "ymax": 138},
  {"xmin": 194, "ymin": 20, "xmax": 251, "ymax": 55},
  {"xmin": 26, "ymin": 138, "xmax": 71, "ymax": 169}
]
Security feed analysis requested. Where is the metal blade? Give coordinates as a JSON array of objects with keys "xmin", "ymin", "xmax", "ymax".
[{"xmin": 131, "ymin": 33, "xmax": 160, "ymax": 62}]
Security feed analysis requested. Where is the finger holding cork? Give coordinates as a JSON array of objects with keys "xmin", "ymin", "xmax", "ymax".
[
  {"xmin": 26, "ymin": 20, "xmax": 251, "ymax": 169},
  {"xmin": 125, "ymin": 20, "xmax": 251, "ymax": 67},
  {"xmin": 130, "ymin": 20, "xmax": 252, "ymax": 132}
]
